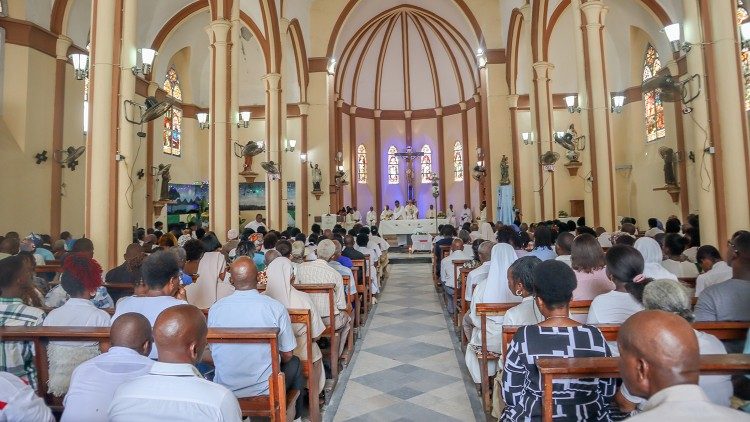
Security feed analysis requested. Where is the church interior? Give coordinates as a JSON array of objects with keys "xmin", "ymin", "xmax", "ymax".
[{"xmin": 0, "ymin": 0, "xmax": 749, "ymax": 421}]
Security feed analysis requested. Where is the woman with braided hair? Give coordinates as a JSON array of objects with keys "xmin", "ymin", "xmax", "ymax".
[{"xmin": 43, "ymin": 253, "xmax": 111, "ymax": 396}]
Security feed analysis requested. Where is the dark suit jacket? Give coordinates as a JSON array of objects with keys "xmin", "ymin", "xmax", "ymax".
[{"xmin": 342, "ymin": 247, "xmax": 365, "ymax": 260}]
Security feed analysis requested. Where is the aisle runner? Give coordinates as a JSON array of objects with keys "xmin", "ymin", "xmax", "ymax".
[{"xmin": 326, "ymin": 263, "xmax": 484, "ymax": 422}]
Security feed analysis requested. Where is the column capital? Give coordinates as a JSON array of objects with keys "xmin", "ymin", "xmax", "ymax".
[
  {"xmin": 435, "ymin": 107, "xmax": 443, "ymax": 116},
  {"xmin": 297, "ymin": 102, "xmax": 309, "ymax": 116},
  {"xmin": 262, "ymin": 73, "xmax": 282, "ymax": 90},
  {"xmin": 206, "ymin": 19, "xmax": 232, "ymax": 44},
  {"xmin": 374, "ymin": 109, "xmax": 382, "ymax": 118},
  {"xmin": 279, "ymin": 18, "xmax": 291, "ymax": 33},
  {"xmin": 458, "ymin": 102, "xmax": 467, "ymax": 111},
  {"xmin": 404, "ymin": 110, "xmax": 412, "ymax": 119},
  {"xmin": 532, "ymin": 61, "xmax": 554, "ymax": 80},
  {"xmin": 349, "ymin": 106, "xmax": 357, "ymax": 114},
  {"xmin": 472, "ymin": 93, "xmax": 481, "ymax": 102},
  {"xmin": 56, "ymin": 36, "xmax": 73, "ymax": 60},
  {"xmin": 506, "ymin": 94, "xmax": 520, "ymax": 109},
  {"xmin": 519, "ymin": 3, "xmax": 532, "ymax": 20},
  {"xmin": 581, "ymin": 1, "xmax": 607, "ymax": 27},
  {"xmin": 336, "ymin": 98, "xmax": 344, "ymax": 108}
]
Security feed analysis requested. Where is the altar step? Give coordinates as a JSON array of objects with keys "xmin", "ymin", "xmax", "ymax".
[{"xmin": 387, "ymin": 251, "xmax": 432, "ymax": 264}]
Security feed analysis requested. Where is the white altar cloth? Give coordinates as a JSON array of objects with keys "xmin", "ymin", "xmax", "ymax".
[
  {"xmin": 411, "ymin": 234, "xmax": 433, "ymax": 251},
  {"xmin": 379, "ymin": 219, "xmax": 448, "ymax": 235}
]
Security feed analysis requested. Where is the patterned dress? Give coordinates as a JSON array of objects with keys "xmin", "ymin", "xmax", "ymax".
[{"xmin": 501, "ymin": 324, "xmax": 616, "ymax": 421}]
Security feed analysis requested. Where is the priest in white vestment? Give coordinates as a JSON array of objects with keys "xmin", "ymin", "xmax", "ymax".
[
  {"xmin": 460, "ymin": 204, "xmax": 473, "ymax": 226},
  {"xmin": 380, "ymin": 205, "xmax": 394, "ymax": 221},
  {"xmin": 446, "ymin": 204, "xmax": 457, "ymax": 227},
  {"xmin": 404, "ymin": 201, "xmax": 418, "ymax": 220},
  {"xmin": 425, "ymin": 205, "xmax": 436, "ymax": 219},
  {"xmin": 366, "ymin": 207, "xmax": 377, "ymax": 226},
  {"xmin": 478, "ymin": 201, "xmax": 487, "ymax": 223},
  {"xmin": 351, "ymin": 207, "xmax": 362, "ymax": 224},
  {"xmin": 392, "ymin": 201, "xmax": 404, "ymax": 220}
]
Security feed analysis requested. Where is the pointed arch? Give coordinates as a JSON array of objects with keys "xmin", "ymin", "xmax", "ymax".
[
  {"xmin": 357, "ymin": 144, "xmax": 367, "ymax": 183},
  {"xmin": 738, "ymin": 3, "xmax": 750, "ymax": 111},
  {"xmin": 453, "ymin": 141, "xmax": 463, "ymax": 181},
  {"xmin": 642, "ymin": 44, "xmax": 665, "ymax": 142},
  {"xmin": 387, "ymin": 146, "xmax": 399, "ymax": 184}
]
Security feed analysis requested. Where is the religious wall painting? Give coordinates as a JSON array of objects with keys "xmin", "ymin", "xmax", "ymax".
[
  {"xmin": 738, "ymin": 2, "xmax": 750, "ymax": 110},
  {"xmin": 420, "ymin": 145, "xmax": 432, "ymax": 183},
  {"xmin": 357, "ymin": 144, "xmax": 367, "ymax": 184},
  {"xmin": 453, "ymin": 141, "xmax": 464, "ymax": 181},
  {"xmin": 163, "ymin": 66, "xmax": 183, "ymax": 156},
  {"xmin": 387, "ymin": 145, "xmax": 399, "ymax": 184},
  {"xmin": 642, "ymin": 44, "xmax": 666, "ymax": 142},
  {"xmin": 239, "ymin": 182, "xmax": 266, "ymax": 210},
  {"xmin": 166, "ymin": 183, "xmax": 208, "ymax": 218},
  {"xmin": 286, "ymin": 182, "xmax": 296, "ymax": 227}
]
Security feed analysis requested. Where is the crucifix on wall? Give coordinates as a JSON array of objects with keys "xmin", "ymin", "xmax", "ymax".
[{"xmin": 395, "ymin": 146, "xmax": 424, "ymax": 200}]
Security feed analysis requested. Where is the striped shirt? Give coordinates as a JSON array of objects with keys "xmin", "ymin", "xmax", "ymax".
[{"xmin": 0, "ymin": 298, "xmax": 45, "ymax": 390}]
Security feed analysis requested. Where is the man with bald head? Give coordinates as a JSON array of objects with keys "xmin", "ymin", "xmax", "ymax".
[
  {"xmin": 207, "ymin": 257, "xmax": 303, "ymax": 418},
  {"xmin": 63, "ymin": 313, "xmax": 153, "ymax": 422},
  {"xmin": 341, "ymin": 234, "xmax": 365, "ymax": 261},
  {"xmin": 110, "ymin": 305, "xmax": 241, "ymax": 421},
  {"xmin": 441, "ymin": 238, "xmax": 470, "ymax": 315},
  {"xmin": 618, "ymin": 310, "xmax": 748, "ymax": 420}
]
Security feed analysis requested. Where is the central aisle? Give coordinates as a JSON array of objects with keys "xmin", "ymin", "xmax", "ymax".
[{"xmin": 326, "ymin": 260, "xmax": 485, "ymax": 421}]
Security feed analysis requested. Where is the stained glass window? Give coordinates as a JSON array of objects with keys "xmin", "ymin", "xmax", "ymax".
[
  {"xmin": 387, "ymin": 146, "xmax": 399, "ymax": 185},
  {"xmin": 738, "ymin": 2, "xmax": 750, "ymax": 110},
  {"xmin": 356, "ymin": 144, "xmax": 367, "ymax": 184},
  {"xmin": 420, "ymin": 145, "xmax": 432, "ymax": 183},
  {"xmin": 453, "ymin": 141, "xmax": 464, "ymax": 181},
  {"xmin": 163, "ymin": 66, "xmax": 183, "ymax": 156},
  {"xmin": 642, "ymin": 44, "xmax": 665, "ymax": 142}
]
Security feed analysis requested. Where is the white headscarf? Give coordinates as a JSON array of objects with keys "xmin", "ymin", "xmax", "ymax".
[
  {"xmin": 264, "ymin": 257, "xmax": 309, "ymax": 308},
  {"xmin": 479, "ymin": 222, "xmax": 495, "ymax": 241},
  {"xmin": 185, "ymin": 251, "xmax": 233, "ymax": 309},
  {"xmin": 480, "ymin": 243, "xmax": 519, "ymax": 308},
  {"xmin": 634, "ymin": 237, "xmax": 679, "ymax": 281}
]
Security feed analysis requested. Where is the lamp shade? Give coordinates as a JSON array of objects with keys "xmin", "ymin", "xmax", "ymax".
[
  {"xmin": 664, "ymin": 23, "xmax": 680, "ymax": 42},
  {"xmin": 742, "ymin": 22, "xmax": 750, "ymax": 41},
  {"xmin": 327, "ymin": 58, "xmax": 337, "ymax": 75},
  {"xmin": 196, "ymin": 112, "xmax": 209, "ymax": 124},
  {"xmin": 69, "ymin": 53, "xmax": 89, "ymax": 71},
  {"xmin": 288, "ymin": 139, "xmax": 297, "ymax": 149},
  {"xmin": 140, "ymin": 48, "xmax": 157, "ymax": 66},
  {"xmin": 476, "ymin": 49, "xmax": 487, "ymax": 68},
  {"xmin": 613, "ymin": 95, "xmax": 625, "ymax": 108},
  {"xmin": 239, "ymin": 111, "xmax": 251, "ymax": 122},
  {"xmin": 521, "ymin": 132, "xmax": 530, "ymax": 141},
  {"xmin": 564, "ymin": 95, "xmax": 576, "ymax": 108}
]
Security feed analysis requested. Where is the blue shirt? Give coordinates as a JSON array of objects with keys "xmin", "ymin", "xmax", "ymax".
[
  {"xmin": 253, "ymin": 253, "xmax": 266, "ymax": 271},
  {"xmin": 529, "ymin": 247, "xmax": 557, "ymax": 261},
  {"xmin": 337, "ymin": 256, "xmax": 353, "ymax": 268},
  {"xmin": 34, "ymin": 248, "xmax": 55, "ymax": 262},
  {"xmin": 328, "ymin": 261, "xmax": 355, "ymax": 293},
  {"xmin": 207, "ymin": 290, "xmax": 296, "ymax": 398}
]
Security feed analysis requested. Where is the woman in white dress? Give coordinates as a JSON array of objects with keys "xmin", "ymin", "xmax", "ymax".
[
  {"xmin": 264, "ymin": 257, "xmax": 326, "ymax": 395},
  {"xmin": 587, "ymin": 245, "xmax": 647, "ymax": 325},
  {"xmin": 464, "ymin": 243, "xmax": 518, "ymax": 384},
  {"xmin": 184, "ymin": 234, "xmax": 234, "ymax": 309},
  {"xmin": 633, "ymin": 237, "xmax": 678, "ymax": 281},
  {"xmin": 660, "ymin": 233, "xmax": 699, "ymax": 278}
]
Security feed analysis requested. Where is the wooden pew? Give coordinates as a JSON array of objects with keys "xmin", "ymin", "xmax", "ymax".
[
  {"xmin": 458, "ymin": 267, "xmax": 472, "ymax": 347},
  {"xmin": 287, "ymin": 309, "xmax": 319, "ymax": 422},
  {"xmin": 536, "ymin": 354, "xmax": 750, "ymax": 422},
  {"xmin": 679, "ymin": 276, "xmax": 697, "ymax": 289},
  {"xmin": 293, "ymin": 283, "xmax": 341, "ymax": 381},
  {"xmin": 474, "ymin": 300, "xmax": 593, "ymax": 411},
  {"xmin": 342, "ymin": 275, "xmax": 357, "ymax": 361},
  {"xmin": 451, "ymin": 260, "xmax": 468, "ymax": 326},
  {"xmin": 351, "ymin": 259, "xmax": 371, "ymax": 324},
  {"xmin": 35, "ymin": 264, "xmax": 62, "ymax": 274},
  {"xmin": 0, "ymin": 326, "xmax": 295, "ymax": 421}
]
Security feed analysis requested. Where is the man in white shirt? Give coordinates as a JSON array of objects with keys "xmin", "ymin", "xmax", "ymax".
[
  {"xmin": 392, "ymin": 200, "xmax": 404, "ymax": 220},
  {"xmin": 425, "ymin": 204, "xmax": 436, "ymax": 219},
  {"xmin": 478, "ymin": 201, "xmax": 487, "ymax": 223},
  {"xmin": 208, "ymin": 257, "xmax": 304, "ymax": 419},
  {"xmin": 112, "ymin": 251, "xmax": 188, "ymax": 359},
  {"xmin": 554, "ymin": 232, "xmax": 574, "ymax": 267},
  {"xmin": 446, "ymin": 204, "xmax": 457, "ymax": 227},
  {"xmin": 596, "ymin": 227, "xmax": 612, "ymax": 248},
  {"xmin": 464, "ymin": 241, "xmax": 494, "ymax": 302},
  {"xmin": 380, "ymin": 205, "xmax": 394, "ymax": 221},
  {"xmin": 295, "ymin": 240, "xmax": 351, "ymax": 356},
  {"xmin": 644, "ymin": 218, "xmax": 664, "ymax": 238},
  {"xmin": 63, "ymin": 313, "xmax": 154, "ymax": 422},
  {"xmin": 244, "ymin": 213, "xmax": 266, "ymax": 232},
  {"xmin": 441, "ymin": 239, "xmax": 470, "ymax": 315},
  {"xmin": 328, "ymin": 240, "xmax": 356, "ymax": 293},
  {"xmin": 109, "ymin": 305, "xmax": 242, "ymax": 422},
  {"xmin": 366, "ymin": 206, "xmax": 377, "ymax": 226},
  {"xmin": 404, "ymin": 200, "xmax": 418, "ymax": 220},
  {"xmin": 618, "ymin": 310, "xmax": 748, "ymax": 421},
  {"xmin": 0, "ymin": 371, "xmax": 54, "ymax": 422},
  {"xmin": 694, "ymin": 245, "xmax": 733, "ymax": 296},
  {"xmin": 353, "ymin": 233, "xmax": 381, "ymax": 295},
  {"xmin": 351, "ymin": 207, "xmax": 362, "ymax": 224},
  {"xmin": 459, "ymin": 204, "xmax": 473, "ymax": 226}
]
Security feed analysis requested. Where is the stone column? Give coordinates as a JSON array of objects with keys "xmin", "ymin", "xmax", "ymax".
[
  {"xmin": 298, "ymin": 103, "xmax": 309, "ymax": 231},
  {"xmin": 229, "ymin": 8, "xmax": 240, "ymax": 234},
  {"xmin": 116, "ymin": 0, "xmax": 137, "ymax": 258},
  {"xmin": 52, "ymin": 36, "xmax": 72, "ymax": 239},
  {"xmin": 263, "ymin": 73, "xmax": 284, "ymax": 229},
  {"xmin": 207, "ymin": 20, "xmax": 232, "ymax": 240},
  {"xmin": 373, "ymin": 109, "xmax": 383, "ymax": 213},
  {"xmin": 531, "ymin": 61, "xmax": 555, "ymax": 220},
  {"xmin": 580, "ymin": 0, "xmax": 616, "ymax": 230},
  {"xmin": 507, "ymin": 94, "xmax": 522, "ymax": 212},
  {"xmin": 85, "ymin": 0, "xmax": 121, "ymax": 267}
]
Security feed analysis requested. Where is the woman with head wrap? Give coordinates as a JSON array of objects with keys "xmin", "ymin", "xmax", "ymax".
[
  {"xmin": 464, "ymin": 243, "xmax": 518, "ymax": 384},
  {"xmin": 183, "ymin": 236, "xmax": 233, "ymax": 309},
  {"xmin": 263, "ymin": 257, "xmax": 327, "ymax": 395},
  {"xmin": 43, "ymin": 253, "xmax": 111, "ymax": 396},
  {"xmin": 634, "ymin": 237, "xmax": 679, "ymax": 281}
]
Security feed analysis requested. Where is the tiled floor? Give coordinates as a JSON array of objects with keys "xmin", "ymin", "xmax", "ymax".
[{"xmin": 324, "ymin": 262, "xmax": 485, "ymax": 422}]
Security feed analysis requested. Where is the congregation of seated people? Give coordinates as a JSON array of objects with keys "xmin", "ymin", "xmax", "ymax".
[
  {"xmin": 0, "ymin": 220, "xmax": 390, "ymax": 421},
  {"xmin": 433, "ymin": 213, "xmax": 750, "ymax": 420}
]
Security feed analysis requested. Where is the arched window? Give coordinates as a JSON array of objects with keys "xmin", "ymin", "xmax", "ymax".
[
  {"xmin": 642, "ymin": 44, "xmax": 665, "ymax": 142},
  {"xmin": 387, "ymin": 146, "xmax": 399, "ymax": 184},
  {"xmin": 453, "ymin": 141, "xmax": 464, "ymax": 181},
  {"xmin": 420, "ymin": 145, "xmax": 432, "ymax": 183},
  {"xmin": 356, "ymin": 144, "xmax": 367, "ymax": 184},
  {"xmin": 163, "ymin": 66, "xmax": 183, "ymax": 156},
  {"xmin": 738, "ymin": 2, "xmax": 750, "ymax": 110}
]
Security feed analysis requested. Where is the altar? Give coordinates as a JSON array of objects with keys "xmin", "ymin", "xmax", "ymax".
[{"xmin": 379, "ymin": 218, "xmax": 449, "ymax": 235}]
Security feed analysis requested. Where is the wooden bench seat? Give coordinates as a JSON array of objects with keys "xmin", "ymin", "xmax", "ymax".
[
  {"xmin": 536, "ymin": 354, "xmax": 750, "ymax": 422},
  {"xmin": 0, "ymin": 326, "xmax": 294, "ymax": 421},
  {"xmin": 451, "ymin": 260, "xmax": 469, "ymax": 326}
]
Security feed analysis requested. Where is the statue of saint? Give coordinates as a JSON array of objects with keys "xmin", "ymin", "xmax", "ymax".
[
  {"xmin": 660, "ymin": 147, "xmax": 678, "ymax": 186},
  {"xmin": 500, "ymin": 155, "xmax": 511, "ymax": 186},
  {"xmin": 310, "ymin": 163, "xmax": 323, "ymax": 191},
  {"xmin": 159, "ymin": 165, "xmax": 171, "ymax": 201}
]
